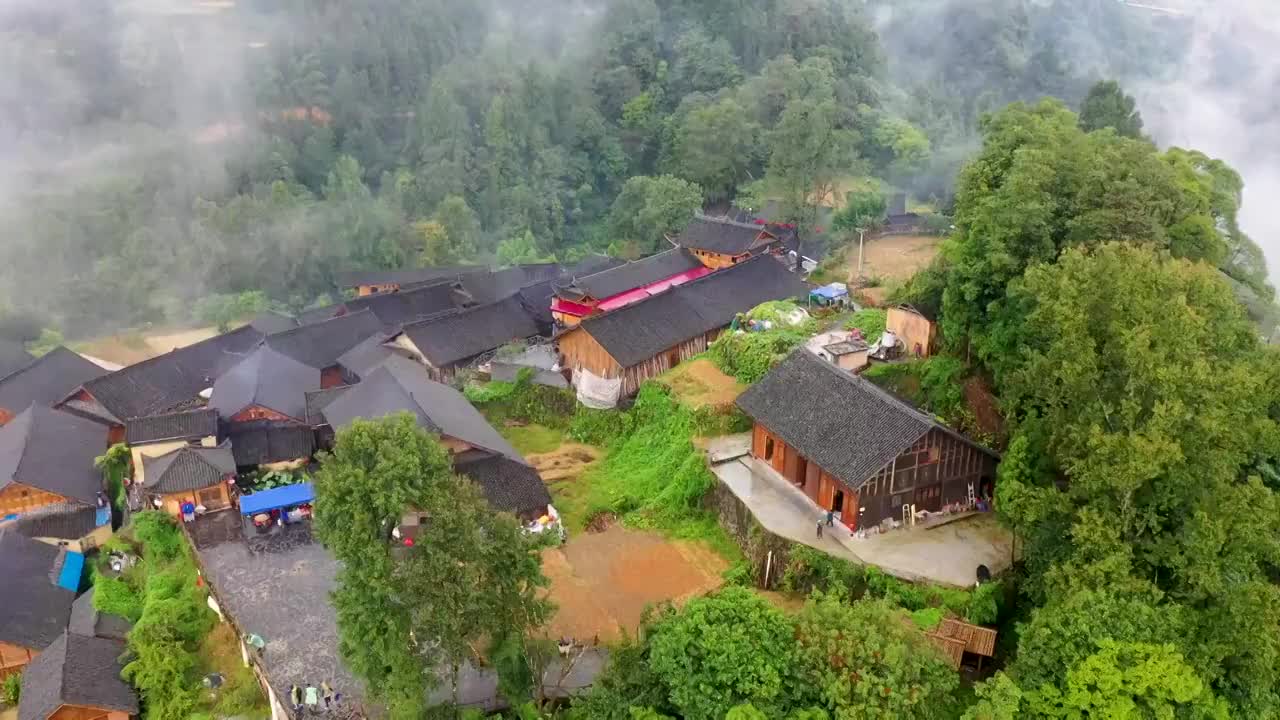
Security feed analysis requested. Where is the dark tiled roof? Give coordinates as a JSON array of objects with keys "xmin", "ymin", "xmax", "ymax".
[
  {"xmin": 0, "ymin": 406, "xmax": 105, "ymax": 505},
  {"xmin": 401, "ymin": 295, "xmax": 540, "ymax": 369},
  {"xmin": 4, "ymin": 503, "xmax": 99, "ymax": 541},
  {"xmin": 18, "ymin": 631, "xmax": 138, "ymax": 720},
  {"xmin": 737, "ymin": 349, "xmax": 996, "ymax": 489},
  {"xmin": 141, "ymin": 442, "xmax": 236, "ymax": 494},
  {"xmin": 341, "ymin": 282, "xmax": 463, "ymax": 327},
  {"xmin": 79, "ymin": 325, "xmax": 265, "ymax": 420},
  {"xmin": 228, "ymin": 423, "xmax": 315, "ymax": 466},
  {"xmin": 304, "ymin": 387, "xmax": 352, "ymax": 426},
  {"xmin": 0, "ymin": 530, "xmax": 75, "ymax": 650},
  {"xmin": 69, "ymin": 588, "xmax": 132, "ymax": 641},
  {"xmin": 554, "ymin": 248, "xmax": 703, "ymax": 302},
  {"xmin": 577, "ymin": 255, "xmax": 810, "ymax": 368},
  {"xmin": 0, "ymin": 348, "xmax": 106, "ymax": 415},
  {"xmin": 460, "ymin": 264, "xmax": 563, "ymax": 306},
  {"xmin": 322, "ymin": 357, "xmax": 526, "ymax": 464},
  {"xmin": 0, "ymin": 340, "xmax": 34, "ymax": 378},
  {"xmin": 249, "ymin": 310, "xmax": 300, "ymax": 334},
  {"xmin": 295, "ymin": 303, "xmax": 343, "ymax": 326},
  {"xmin": 265, "ymin": 309, "xmax": 384, "ymax": 370},
  {"xmin": 674, "ymin": 215, "xmax": 775, "ymax": 255},
  {"xmin": 565, "ymin": 254, "xmax": 626, "ymax": 278},
  {"xmin": 210, "ymin": 345, "xmax": 320, "ymax": 421},
  {"xmin": 337, "ymin": 266, "xmax": 486, "ymax": 289},
  {"xmin": 454, "ymin": 450, "xmax": 551, "ymax": 516},
  {"xmin": 125, "ymin": 407, "xmax": 219, "ymax": 445}
]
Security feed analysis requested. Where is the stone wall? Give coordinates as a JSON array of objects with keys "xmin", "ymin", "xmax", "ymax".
[{"xmin": 705, "ymin": 477, "xmax": 797, "ymax": 590}]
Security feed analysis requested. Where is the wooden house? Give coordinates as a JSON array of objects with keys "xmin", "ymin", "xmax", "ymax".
[
  {"xmin": 736, "ymin": 349, "xmax": 998, "ymax": 531},
  {"xmin": 264, "ymin": 309, "xmax": 385, "ymax": 389},
  {"xmin": 392, "ymin": 295, "xmax": 542, "ymax": 381},
  {"xmin": 551, "ymin": 249, "xmax": 705, "ymax": 326},
  {"xmin": 17, "ymin": 631, "xmax": 138, "ymax": 720},
  {"xmin": 318, "ymin": 356, "xmax": 551, "ymax": 518},
  {"xmin": 0, "ymin": 407, "xmax": 106, "ymax": 519},
  {"xmin": 886, "ymin": 305, "xmax": 937, "ymax": 358},
  {"xmin": 670, "ymin": 215, "xmax": 787, "ymax": 269},
  {"xmin": 0, "ymin": 531, "xmax": 76, "ymax": 679},
  {"xmin": 125, "ymin": 408, "xmax": 220, "ymax": 488},
  {"xmin": 139, "ymin": 443, "xmax": 236, "ymax": 516},
  {"xmin": 556, "ymin": 255, "xmax": 810, "ymax": 396},
  {"xmin": 337, "ymin": 266, "xmax": 483, "ymax": 297}
]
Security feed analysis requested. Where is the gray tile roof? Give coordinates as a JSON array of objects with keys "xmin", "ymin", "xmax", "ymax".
[
  {"xmin": 305, "ymin": 387, "xmax": 352, "ymax": 426},
  {"xmin": 736, "ymin": 349, "xmax": 996, "ymax": 489},
  {"xmin": 674, "ymin": 215, "xmax": 775, "ymax": 255},
  {"xmin": 265, "ymin": 309, "xmax": 385, "ymax": 370},
  {"xmin": 341, "ymin": 281, "xmax": 463, "ymax": 327},
  {"xmin": 454, "ymin": 450, "xmax": 551, "ymax": 516},
  {"xmin": 459, "ymin": 264, "xmax": 564, "ymax": 306},
  {"xmin": 210, "ymin": 345, "xmax": 320, "ymax": 421},
  {"xmin": 321, "ymin": 357, "xmax": 526, "ymax": 465},
  {"xmin": 18, "ymin": 631, "xmax": 138, "ymax": 720},
  {"xmin": 228, "ymin": 423, "xmax": 315, "ymax": 466},
  {"xmin": 0, "ymin": 530, "xmax": 75, "ymax": 650},
  {"xmin": 0, "ymin": 348, "xmax": 107, "ymax": 416},
  {"xmin": 0, "ymin": 340, "xmax": 34, "ymax": 378},
  {"xmin": 337, "ymin": 266, "xmax": 486, "ymax": 289},
  {"xmin": 69, "ymin": 588, "xmax": 132, "ymax": 641},
  {"xmin": 249, "ymin": 310, "xmax": 301, "ymax": 335},
  {"xmin": 577, "ymin": 255, "xmax": 810, "ymax": 369},
  {"xmin": 140, "ymin": 442, "xmax": 236, "ymax": 494},
  {"xmin": 554, "ymin": 248, "xmax": 703, "ymax": 302},
  {"xmin": 0, "ymin": 406, "xmax": 105, "ymax": 506},
  {"xmin": 124, "ymin": 407, "xmax": 219, "ymax": 445},
  {"xmin": 401, "ymin": 295, "xmax": 541, "ymax": 369},
  {"xmin": 3, "ymin": 503, "xmax": 99, "ymax": 541},
  {"xmin": 78, "ymin": 325, "xmax": 265, "ymax": 420},
  {"xmin": 335, "ymin": 332, "xmax": 410, "ymax": 379}
]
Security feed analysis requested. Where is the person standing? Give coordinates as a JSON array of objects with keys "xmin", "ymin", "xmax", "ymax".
[
  {"xmin": 321, "ymin": 681, "xmax": 334, "ymax": 710},
  {"xmin": 304, "ymin": 683, "xmax": 319, "ymax": 714},
  {"xmin": 816, "ymin": 519, "xmax": 824, "ymax": 539},
  {"xmin": 289, "ymin": 685, "xmax": 303, "ymax": 714},
  {"xmin": 826, "ymin": 510, "xmax": 835, "ymax": 527}
]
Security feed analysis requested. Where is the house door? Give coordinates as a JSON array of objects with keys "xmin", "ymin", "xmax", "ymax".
[{"xmin": 917, "ymin": 483, "xmax": 942, "ymax": 513}]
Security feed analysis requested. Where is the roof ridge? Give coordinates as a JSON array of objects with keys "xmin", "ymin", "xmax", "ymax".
[
  {"xmin": 797, "ymin": 349, "xmax": 935, "ymax": 427},
  {"xmin": 266, "ymin": 307, "xmax": 376, "ymax": 340},
  {"xmin": 579, "ymin": 254, "xmax": 772, "ymax": 327},
  {"xmin": 9, "ymin": 407, "xmax": 38, "ymax": 489},
  {"xmin": 401, "ymin": 293, "xmax": 520, "ymax": 329},
  {"xmin": 692, "ymin": 212, "xmax": 773, "ymax": 232},
  {"xmin": 0, "ymin": 346, "xmax": 58, "ymax": 385}
]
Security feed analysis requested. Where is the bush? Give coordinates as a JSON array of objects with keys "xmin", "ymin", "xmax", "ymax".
[
  {"xmin": 131, "ymin": 511, "xmax": 186, "ymax": 563},
  {"xmin": 708, "ymin": 328, "xmax": 811, "ymax": 384},
  {"xmin": 845, "ymin": 308, "xmax": 887, "ymax": 344},
  {"xmin": 2, "ymin": 672, "xmax": 20, "ymax": 706},
  {"xmin": 94, "ymin": 575, "xmax": 143, "ymax": 622}
]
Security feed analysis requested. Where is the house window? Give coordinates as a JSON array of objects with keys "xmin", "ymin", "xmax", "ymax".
[
  {"xmin": 928, "ymin": 446, "xmax": 941, "ymax": 463},
  {"xmin": 764, "ymin": 437, "xmax": 775, "ymax": 461}
]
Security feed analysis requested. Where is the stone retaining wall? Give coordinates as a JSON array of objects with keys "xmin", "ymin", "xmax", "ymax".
[{"xmin": 705, "ymin": 476, "xmax": 797, "ymax": 590}]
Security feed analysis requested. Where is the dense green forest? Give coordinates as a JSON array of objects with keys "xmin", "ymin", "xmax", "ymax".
[{"xmin": 3, "ymin": 0, "xmax": 1267, "ymax": 338}]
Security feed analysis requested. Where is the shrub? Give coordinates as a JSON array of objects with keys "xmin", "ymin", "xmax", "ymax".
[
  {"xmin": 94, "ymin": 576, "xmax": 143, "ymax": 622},
  {"xmin": 2, "ymin": 672, "xmax": 20, "ymax": 706},
  {"xmin": 708, "ymin": 328, "xmax": 811, "ymax": 384},
  {"xmin": 132, "ymin": 511, "xmax": 186, "ymax": 563},
  {"xmin": 845, "ymin": 308, "xmax": 887, "ymax": 344},
  {"xmin": 780, "ymin": 546, "xmax": 865, "ymax": 600}
]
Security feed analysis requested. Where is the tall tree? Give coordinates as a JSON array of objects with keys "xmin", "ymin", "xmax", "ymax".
[
  {"xmin": 670, "ymin": 97, "xmax": 761, "ymax": 201},
  {"xmin": 313, "ymin": 414, "xmax": 552, "ymax": 717},
  {"xmin": 606, "ymin": 175, "xmax": 703, "ymax": 257},
  {"xmin": 1079, "ymin": 79, "xmax": 1145, "ymax": 139}
]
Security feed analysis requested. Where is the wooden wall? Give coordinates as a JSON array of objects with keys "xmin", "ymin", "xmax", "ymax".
[
  {"xmin": 858, "ymin": 429, "xmax": 996, "ymax": 528},
  {"xmin": 750, "ymin": 422, "xmax": 858, "ymax": 529},
  {"xmin": 887, "ymin": 307, "xmax": 937, "ymax": 358},
  {"xmin": 0, "ymin": 640, "xmax": 35, "ymax": 679},
  {"xmin": 560, "ymin": 326, "xmax": 724, "ymax": 396},
  {"xmin": 155, "ymin": 483, "xmax": 231, "ymax": 516},
  {"xmin": 0, "ymin": 482, "xmax": 70, "ymax": 516},
  {"xmin": 50, "ymin": 704, "xmax": 130, "ymax": 720}
]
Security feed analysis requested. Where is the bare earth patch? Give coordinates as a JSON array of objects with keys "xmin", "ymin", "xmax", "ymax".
[
  {"xmin": 77, "ymin": 325, "xmax": 221, "ymax": 365},
  {"xmin": 659, "ymin": 358, "xmax": 746, "ymax": 409},
  {"xmin": 144, "ymin": 326, "xmax": 219, "ymax": 355},
  {"xmin": 541, "ymin": 525, "xmax": 728, "ymax": 643},
  {"xmin": 848, "ymin": 234, "xmax": 942, "ymax": 285}
]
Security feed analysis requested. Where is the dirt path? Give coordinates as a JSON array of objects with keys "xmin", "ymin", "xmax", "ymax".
[{"xmin": 541, "ymin": 525, "xmax": 728, "ymax": 642}]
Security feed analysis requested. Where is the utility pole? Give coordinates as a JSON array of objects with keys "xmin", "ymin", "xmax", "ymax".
[{"xmin": 856, "ymin": 228, "xmax": 866, "ymax": 281}]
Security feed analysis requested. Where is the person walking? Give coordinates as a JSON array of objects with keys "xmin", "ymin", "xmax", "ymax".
[
  {"xmin": 321, "ymin": 681, "xmax": 334, "ymax": 710},
  {"xmin": 826, "ymin": 510, "xmax": 835, "ymax": 527},
  {"xmin": 816, "ymin": 519, "xmax": 824, "ymax": 539},
  {"xmin": 304, "ymin": 683, "xmax": 319, "ymax": 714}
]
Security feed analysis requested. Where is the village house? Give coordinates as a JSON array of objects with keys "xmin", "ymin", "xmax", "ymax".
[
  {"xmin": 0, "ymin": 406, "xmax": 107, "ymax": 521},
  {"xmin": 68, "ymin": 589, "xmax": 131, "ymax": 642},
  {"xmin": 210, "ymin": 346, "xmax": 320, "ymax": 425},
  {"xmin": 886, "ymin": 305, "xmax": 937, "ymax": 358},
  {"xmin": 125, "ymin": 408, "xmax": 220, "ymax": 484},
  {"xmin": 393, "ymin": 295, "xmax": 542, "ymax": 381},
  {"xmin": 139, "ymin": 443, "xmax": 237, "ymax": 516},
  {"xmin": 17, "ymin": 631, "xmax": 138, "ymax": 720},
  {"xmin": 0, "ymin": 531, "xmax": 76, "ymax": 679},
  {"xmin": 248, "ymin": 309, "xmax": 302, "ymax": 335},
  {"xmin": 0, "ymin": 348, "xmax": 108, "ymax": 426},
  {"xmin": 264, "ymin": 309, "xmax": 385, "ymax": 389},
  {"xmin": 557, "ymin": 255, "xmax": 810, "ymax": 396},
  {"xmin": 551, "ymin": 248, "xmax": 708, "ymax": 326},
  {"xmin": 318, "ymin": 356, "xmax": 551, "ymax": 518},
  {"xmin": 736, "ymin": 349, "xmax": 998, "ymax": 531},
  {"xmin": 670, "ymin": 214, "xmax": 788, "ymax": 269}
]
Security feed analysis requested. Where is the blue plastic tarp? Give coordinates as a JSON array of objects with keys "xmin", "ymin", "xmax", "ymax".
[
  {"xmin": 239, "ymin": 482, "xmax": 315, "ymax": 516},
  {"xmin": 57, "ymin": 551, "xmax": 83, "ymax": 591},
  {"xmin": 810, "ymin": 284, "xmax": 848, "ymax": 300}
]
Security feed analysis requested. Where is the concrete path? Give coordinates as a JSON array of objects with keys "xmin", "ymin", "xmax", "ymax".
[{"xmin": 711, "ymin": 455, "xmax": 1013, "ymax": 587}]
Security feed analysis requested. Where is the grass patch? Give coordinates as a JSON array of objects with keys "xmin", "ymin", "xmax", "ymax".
[
  {"xmin": 500, "ymin": 423, "xmax": 565, "ymax": 456},
  {"xmin": 196, "ymin": 624, "xmax": 270, "ymax": 720},
  {"xmin": 845, "ymin": 308, "xmax": 887, "ymax": 344}
]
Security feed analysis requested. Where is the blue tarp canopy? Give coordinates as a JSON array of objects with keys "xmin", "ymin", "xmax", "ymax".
[
  {"xmin": 239, "ymin": 482, "xmax": 315, "ymax": 516},
  {"xmin": 57, "ymin": 551, "xmax": 83, "ymax": 591},
  {"xmin": 809, "ymin": 283, "xmax": 848, "ymax": 300}
]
